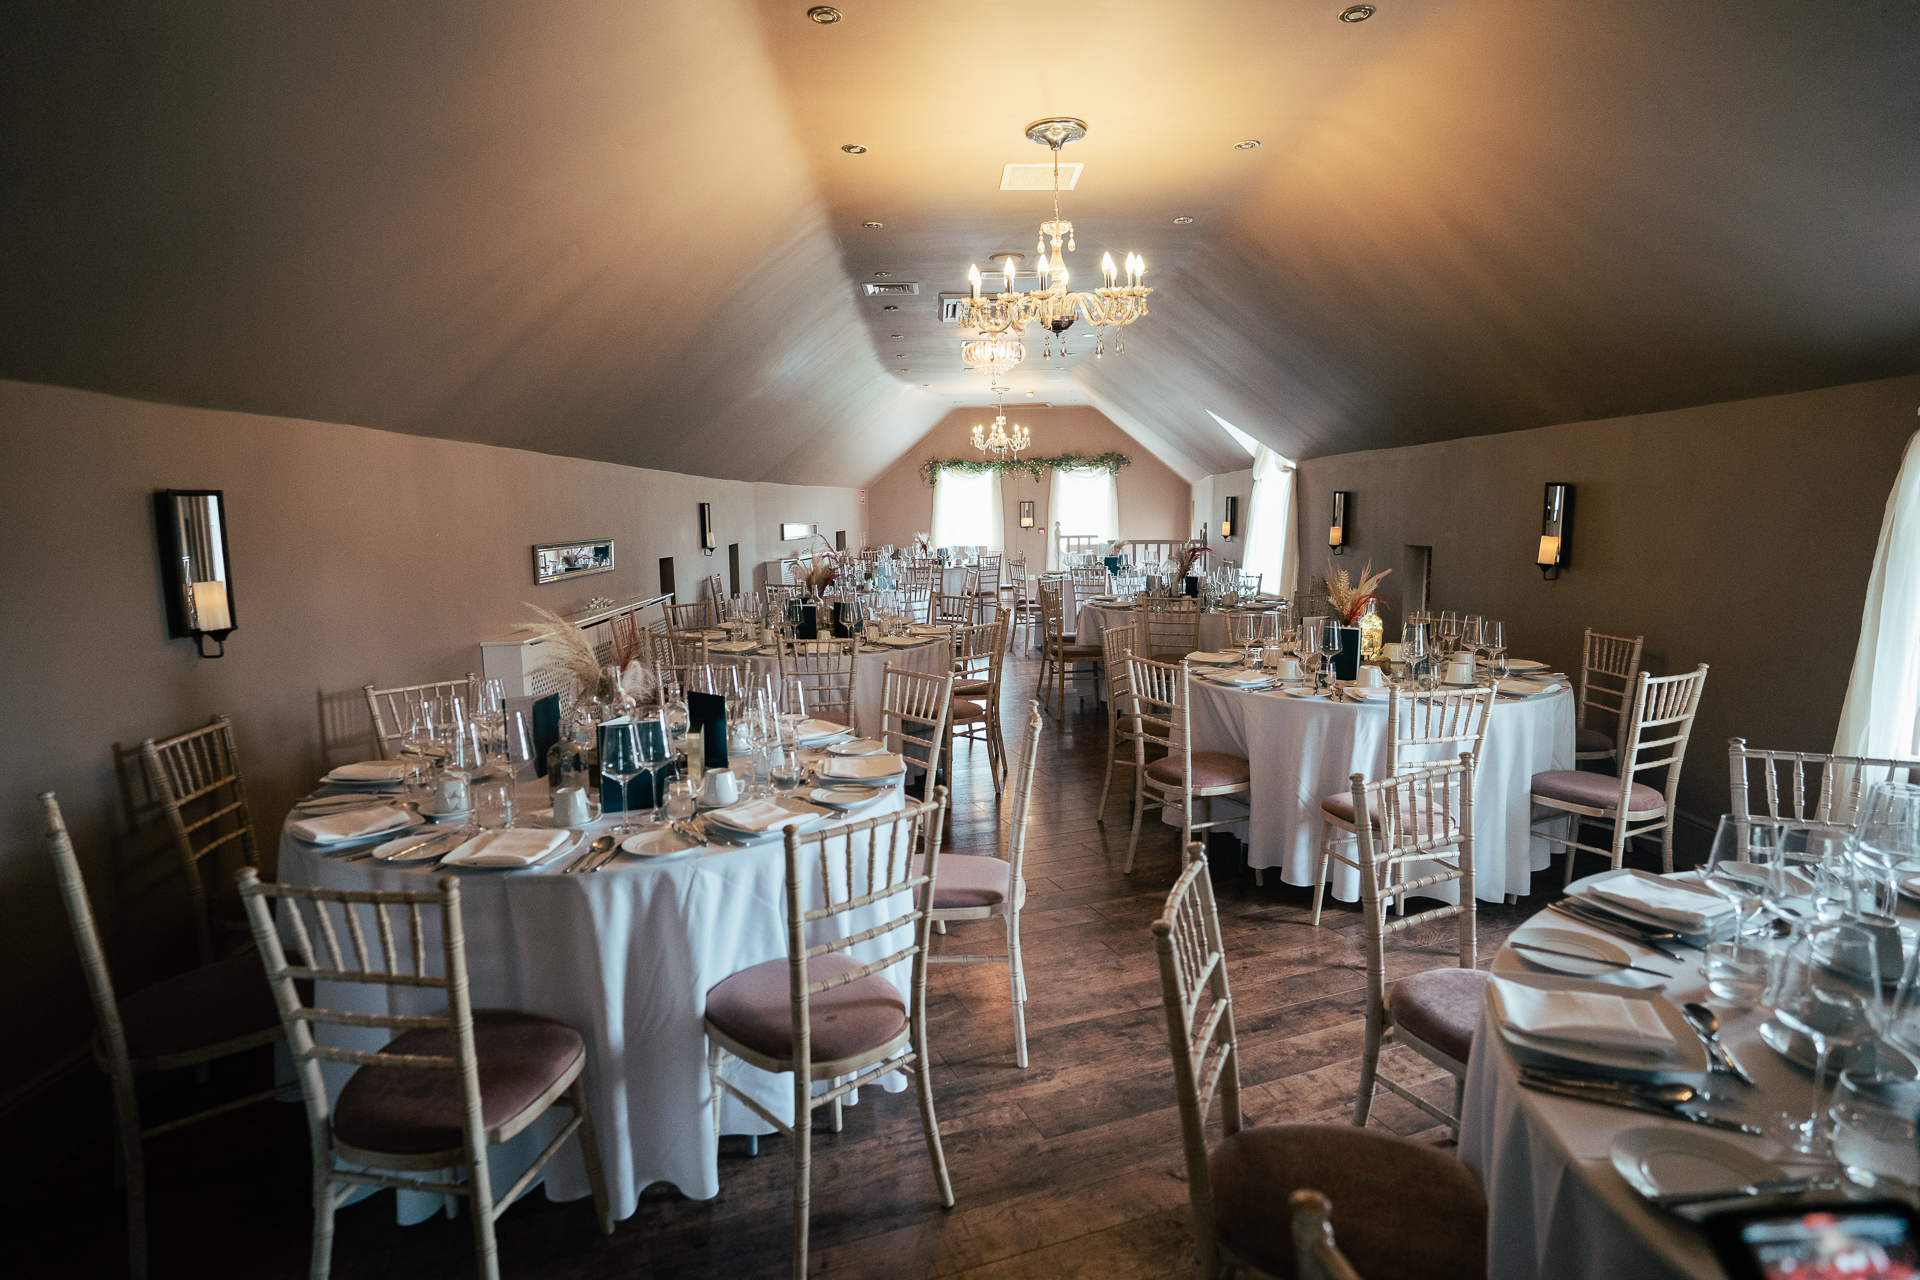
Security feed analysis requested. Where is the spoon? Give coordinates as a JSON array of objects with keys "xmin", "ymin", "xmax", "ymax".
[
  {"xmin": 564, "ymin": 834, "xmax": 616, "ymax": 874},
  {"xmin": 1683, "ymin": 1001, "xmax": 1755, "ymax": 1084}
]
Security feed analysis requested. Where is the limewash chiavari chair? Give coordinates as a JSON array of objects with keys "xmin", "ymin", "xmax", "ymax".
[
  {"xmin": 776, "ymin": 637, "xmax": 860, "ymax": 732},
  {"xmin": 1140, "ymin": 595, "xmax": 1202, "ymax": 660},
  {"xmin": 972, "ymin": 553, "xmax": 1004, "ymax": 615},
  {"xmin": 1037, "ymin": 577, "xmax": 1103, "ymax": 719},
  {"xmin": 1310, "ymin": 687, "xmax": 1494, "ymax": 926},
  {"xmin": 900, "ymin": 584, "xmax": 934, "ymax": 624},
  {"xmin": 140, "ymin": 714, "xmax": 263, "ymax": 965},
  {"xmin": 923, "ymin": 701, "xmax": 1044, "ymax": 1066},
  {"xmin": 880, "ymin": 664, "xmax": 955, "ymax": 799},
  {"xmin": 703, "ymin": 572, "xmax": 726, "ymax": 611},
  {"xmin": 239, "ymin": 870, "xmax": 612, "ymax": 1280},
  {"xmin": 646, "ymin": 622, "xmax": 705, "ymax": 696},
  {"xmin": 948, "ymin": 618, "xmax": 1008, "ymax": 792},
  {"xmin": 364, "ymin": 674, "xmax": 478, "ymax": 760},
  {"xmin": 1124, "ymin": 657, "xmax": 1252, "ymax": 874},
  {"xmin": 703, "ymin": 794, "xmax": 955, "ymax": 1280},
  {"xmin": 1097, "ymin": 625, "xmax": 1163, "ymax": 821},
  {"xmin": 1576, "ymin": 629, "xmax": 1645, "ymax": 764},
  {"xmin": 44, "ymin": 792, "xmax": 286, "ymax": 1280},
  {"xmin": 1728, "ymin": 739, "xmax": 1920, "ymax": 834},
  {"xmin": 665, "ymin": 598, "xmax": 714, "ymax": 633},
  {"xmin": 1237, "ymin": 571, "xmax": 1264, "ymax": 597},
  {"xmin": 1534, "ymin": 664, "xmax": 1710, "ymax": 883},
  {"xmin": 1151, "ymin": 842, "xmax": 1488, "ymax": 1280},
  {"xmin": 932, "ymin": 592, "xmax": 974, "ymax": 628},
  {"xmin": 1347, "ymin": 757, "xmax": 1482, "ymax": 1135}
]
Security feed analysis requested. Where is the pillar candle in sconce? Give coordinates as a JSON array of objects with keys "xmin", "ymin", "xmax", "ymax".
[
  {"xmin": 1018, "ymin": 500, "xmax": 1035, "ymax": 529},
  {"xmin": 1222, "ymin": 495, "xmax": 1238, "ymax": 541},
  {"xmin": 1537, "ymin": 483, "xmax": 1573, "ymax": 579},
  {"xmin": 1329, "ymin": 491, "xmax": 1349, "ymax": 555},
  {"xmin": 155, "ymin": 489, "xmax": 237, "ymax": 658}
]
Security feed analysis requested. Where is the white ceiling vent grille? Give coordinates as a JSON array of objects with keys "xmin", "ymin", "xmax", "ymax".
[
  {"xmin": 861, "ymin": 281, "xmax": 920, "ymax": 296},
  {"xmin": 1000, "ymin": 162, "xmax": 1082, "ymax": 191},
  {"xmin": 938, "ymin": 292, "xmax": 969, "ymax": 322}
]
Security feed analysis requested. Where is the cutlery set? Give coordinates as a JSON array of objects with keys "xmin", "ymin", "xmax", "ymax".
[
  {"xmin": 1547, "ymin": 898, "xmax": 1691, "ymax": 961},
  {"xmin": 1517, "ymin": 1068, "xmax": 1763, "ymax": 1135}
]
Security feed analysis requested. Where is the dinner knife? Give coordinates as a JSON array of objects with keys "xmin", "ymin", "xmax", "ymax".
[
  {"xmin": 1547, "ymin": 901, "xmax": 1688, "ymax": 961},
  {"xmin": 1508, "ymin": 941, "xmax": 1672, "ymax": 978},
  {"xmin": 1649, "ymin": 1177, "xmax": 1840, "ymax": 1209},
  {"xmin": 1517, "ymin": 1078, "xmax": 1764, "ymax": 1135}
]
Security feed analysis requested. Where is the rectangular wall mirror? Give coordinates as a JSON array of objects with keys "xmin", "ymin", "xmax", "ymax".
[
  {"xmin": 533, "ymin": 538, "xmax": 615, "ymax": 584},
  {"xmin": 780, "ymin": 522, "xmax": 818, "ymax": 541},
  {"xmin": 156, "ymin": 489, "xmax": 236, "ymax": 655}
]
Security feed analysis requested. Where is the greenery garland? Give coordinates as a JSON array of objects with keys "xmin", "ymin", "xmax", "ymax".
[{"xmin": 919, "ymin": 450, "xmax": 1132, "ymax": 487}]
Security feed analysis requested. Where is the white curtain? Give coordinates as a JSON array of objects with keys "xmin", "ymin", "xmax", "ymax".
[
  {"xmin": 1834, "ymin": 430, "xmax": 1920, "ymax": 759},
  {"xmin": 1047, "ymin": 467, "xmax": 1119, "ymax": 569},
  {"xmin": 931, "ymin": 468, "xmax": 1004, "ymax": 554},
  {"xmin": 1242, "ymin": 444, "xmax": 1299, "ymax": 597}
]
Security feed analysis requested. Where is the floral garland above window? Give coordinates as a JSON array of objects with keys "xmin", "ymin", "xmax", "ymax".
[{"xmin": 919, "ymin": 451, "xmax": 1132, "ymax": 487}]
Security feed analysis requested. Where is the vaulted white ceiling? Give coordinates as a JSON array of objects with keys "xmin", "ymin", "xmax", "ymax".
[{"xmin": 3, "ymin": 1, "xmax": 1916, "ymax": 484}]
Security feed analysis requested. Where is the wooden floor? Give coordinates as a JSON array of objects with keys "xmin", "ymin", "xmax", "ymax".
[{"xmin": 9, "ymin": 651, "xmax": 1657, "ymax": 1279}]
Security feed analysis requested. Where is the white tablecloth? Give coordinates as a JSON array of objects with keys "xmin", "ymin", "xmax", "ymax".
[
  {"xmin": 1186, "ymin": 682, "xmax": 1576, "ymax": 902},
  {"xmin": 277, "ymin": 779, "xmax": 911, "ymax": 1224},
  {"xmin": 736, "ymin": 637, "xmax": 948, "ymax": 738},
  {"xmin": 1458, "ymin": 905, "xmax": 1866, "ymax": 1280},
  {"xmin": 1076, "ymin": 602, "xmax": 1239, "ymax": 658}
]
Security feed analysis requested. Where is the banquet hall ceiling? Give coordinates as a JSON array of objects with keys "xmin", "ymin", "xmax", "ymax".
[{"xmin": 2, "ymin": 1, "xmax": 1917, "ymax": 484}]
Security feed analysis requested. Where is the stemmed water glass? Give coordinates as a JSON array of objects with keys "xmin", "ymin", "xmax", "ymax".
[
  {"xmin": 1850, "ymin": 781, "xmax": 1920, "ymax": 923},
  {"xmin": 1402, "ymin": 621, "xmax": 1429, "ymax": 691},
  {"xmin": 1300, "ymin": 617, "xmax": 1325, "ymax": 691},
  {"xmin": 1770, "ymin": 923, "xmax": 1881, "ymax": 1156},
  {"xmin": 1481, "ymin": 620, "xmax": 1508, "ymax": 686},
  {"xmin": 636, "ymin": 710, "xmax": 671, "ymax": 824},
  {"xmin": 599, "ymin": 721, "xmax": 643, "ymax": 839},
  {"xmin": 1318, "ymin": 616, "xmax": 1344, "ymax": 689},
  {"xmin": 1703, "ymin": 816, "xmax": 1780, "ymax": 939},
  {"xmin": 440, "ymin": 720, "xmax": 487, "ymax": 836}
]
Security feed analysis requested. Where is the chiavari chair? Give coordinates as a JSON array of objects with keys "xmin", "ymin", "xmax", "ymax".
[
  {"xmin": 948, "ymin": 618, "xmax": 1008, "ymax": 791},
  {"xmin": 364, "ymin": 675, "xmax": 478, "ymax": 760},
  {"xmin": 1576, "ymin": 629, "xmax": 1645, "ymax": 764},
  {"xmin": 1728, "ymin": 738, "xmax": 1920, "ymax": 835},
  {"xmin": 1123, "ymin": 657, "xmax": 1251, "ymax": 874},
  {"xmin": 139, "ymin": 714, "xmax": 262, "ymax": 963},
  {"xmin": 776, "ymin": 636, "xmax": 860, "ymax": 732},
  {"xmin": 1037, "ymin": 577, "xmax": 1102, "ymax": 719}
]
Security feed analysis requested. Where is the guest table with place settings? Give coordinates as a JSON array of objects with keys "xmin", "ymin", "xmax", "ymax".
[
  {"xmin": 275, "ymin": 730, "xmax": 918, "ymax": 1226},
  {"xmin": 682, "ymin": 630, "xmax": 951, "ymax": 737},
  {"xmin": 1178, "ymin": 654, "xmax": 1576, "ymax": 902}
]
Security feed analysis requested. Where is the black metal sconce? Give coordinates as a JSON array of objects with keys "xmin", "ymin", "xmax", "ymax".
[
  {"xmin": 1221, "ymin": 495, "xmax": 1239, "ymax": 541},
  {"xmin": 698, "ymin": 502, "xmax": 716, "ymax": 557},
  {"xmin": 1018, "ymin": 500, "xmax": 1035, "ymax": 529},
  {"xmin": 1329, "ymin": 491, "xmax": 1349, "ymax": 555},
  {"xmin": 156, "ymin": 489, "xmax": 236, "ymax": 657},
  {"xmin": 1537, "ymin": 482, "xmax": 1573, "ymax": 580}
]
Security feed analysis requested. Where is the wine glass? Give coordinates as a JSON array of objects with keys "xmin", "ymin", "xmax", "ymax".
[
  {"xmin": 636, "ymin": 710, "xmax": 671, "ymax": 824},
  {"xmin": 440, "ymin": 721, "xmax": 487, "ymax": 836},
  {"xmin": 1318, "ymin": 617, "xmax": 1344, "ymax": 689},
  {"xmin": 1850, "ymin": 781, "xmax": 1920, "ymax": 922},
  {"xmin": 1703, "ymin": 816, "xmax": 1779, "ymax": 943},
  {"xmin": 1300, "ymin": 617, "xmax": 1325, "ymax": 691},
  {"xmin": 1770, "ymin": 923, "xmax": 1881, "ymax": 1155},
  {"xmin": 599, "ymin": 721, "xmax": 643, "ymax": 838},
  {"xmin": 1482, "ymin": 620, "xmax": 1508, "ymax": 686},
  {"xmin": 782, "ymin": 675, "xmax": 809, "ymax": 723},
  {"xmin": 1402, "ymin": 621, "xmax": 1429, "ymax": 690}
]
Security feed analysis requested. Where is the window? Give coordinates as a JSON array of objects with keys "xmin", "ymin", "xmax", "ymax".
[
  {"xmin": 1835, "ymin": 430, "xmax": 1920, "ymax": 758},
  {"xmin": 931, "ymin": 467, "xmax": 1003, "ymax": 552},
  {"xmin": 1242, "ymin": 444, "xmax": 1297, "ymax": 597},
  {"xmin": 1049, "ymin": 467, "xmax": 1118, "ymax": 568}
]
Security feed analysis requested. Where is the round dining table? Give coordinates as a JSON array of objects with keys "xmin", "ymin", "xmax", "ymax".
[
  {"xmin": 1458, "ymin": 889, "xmax": 1909, "ymax": 1280},
  {"xmin": 1184, "ymin": 671, "xmax": 1576, "ymax": 902},
  {"xmin": 1076, "ymin": 600, "xmax": 1287, "ymax": 659},
  {"xmin": 693, "ymin": 633, "xmax": 950, "ymax": 737},
  {"xmin": 277, "ymin": 773, "xmax": 912, "ymax": 1225}
]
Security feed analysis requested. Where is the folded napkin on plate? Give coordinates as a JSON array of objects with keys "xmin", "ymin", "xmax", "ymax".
[
  {"xmin": 1493, "ymin": 978, "xmax": 1676, "ymax": 1053},
  {"xmin": 821, "ymin": 754, "xmax": 903, "ymax": 780},
  {"xmin": 442, "ymin": 828, "xmax": 570, "ymax": 867},
  {"xmin": 324, "ymin": 760, "xmax": 412, "ymax": 783},
  {"xmin": 288, "ymin": 806, "xmax": 414, "ymax": 844},
  {"xmin": 1582, "ymin": 876, "xmax": 1734, "ymax": 931},
  {"xmin": 793, "ymin": 718, "xmax": 848, "ymax": 740},
  {"xmin": 1496, "ymin": 677, "xmax": 1560, "ymax": 697},
  {"xmin": 831, "ymin": 738, "xmax": 889, "ymax": 756},
  {"xmin": 707, "ymin": 799, "xmax": 822, "ymax": 833},
  {"xmin": 1220, "ymin": 672, "xmax": 1274, "ymax": 686}
]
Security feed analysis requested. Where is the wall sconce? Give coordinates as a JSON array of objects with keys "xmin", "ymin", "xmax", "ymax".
[
  {"xmin": 1329, "ymin": 491, "xmax": 1349, "ymax": 555},
  {"xmin": 698, "ymin": 503, "xmax": 716, "ymax": 557},
  {"xmin": 1221, "ymin": 496, "xmax": 1239, "ymax": 541},
  {"xmin": 156, "ymin": 489, "xmax": 236, "ymax": 658},
  {"xmin": 1018, "ymin": 500, "xmax": 1035, "ymax": 529},
  {"xmin": 1537, "ymin": 482, "xmax": 1573, "ymax": 580}
]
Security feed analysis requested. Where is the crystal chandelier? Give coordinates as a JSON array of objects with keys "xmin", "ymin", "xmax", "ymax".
[
  {"xmin": 970, "ymin": 388, "xmax": 1031, "ymax": 460},
  {"xmin": 959, "ymin": 335, "xmax": 1026, "ymax": 379},
  {"xmin": 958, "ymin": 118, "xmax": 1152, "ymax": 360}
]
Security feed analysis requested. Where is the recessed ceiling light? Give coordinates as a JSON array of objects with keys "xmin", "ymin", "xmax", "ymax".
[
  {"xmin": 807, "ymin": 6, "xmax": 842, "ymax": 24},
  {"xmin": 862, "ymin": 220, "xmax": 883, "ymax": 228},
  {"xmin": 873, "ymin": 271, "xmax": 891, "ymax": 277},
  {"xmin": 841, "ymin": 144, "xmax": 867, "ymax": 154},
  {"xmin": 1339, "ymin": 4, "xmax": 1375, "ymax": 21},
  {"xmin": 1173, "ymin": 216, "xmax": 1195, "ymax": 225},
  {"xmin": 1234, "ymin": 139, "xmax": 1261, "ymax": 150}
]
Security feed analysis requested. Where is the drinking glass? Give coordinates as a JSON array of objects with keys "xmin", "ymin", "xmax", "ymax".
[
  {"xmin": 1300, "ymin": 617, "xmax": 1325, "ymax": 691},
  {"xmin": 1402, "ymin": 621, "xmax": 1429, "ymax": 690},
  {"xmin": 1482, "ymin": 620, "xmax": 1508, "ymax": 685},
  {"xmin": 1435, "ymin": 611, "xmax": 1460, "ymax": 657},
  {"xmin": 475, "ymin": 778, "xmax": 516, "ymax": 831},
  {"xmin": 401, "ymin": 691, "xmax": 436, "ymax": 757},
  {"xmin": 1851, "ymin": 781, "xmax": 1920, "ymax": 921},
  {"xmin": 637, "ymin": 710, "xmax": 671, "ymax": 823},
  {"xmin": 769, "ymin": 743, "xmax": 803, "ymax": 795},
  {"xmin": 782, "ymin": 675, "xmax": 809, "ymax": 722},
  {"xmin": 475, "ymin": 677, "xmax": 507, "ymax": 765},
  {"xmin": 664, "ymin": 778, "xmax": 698, "ymax": 826},
  {"xmin": 599, "ymin": 721, "xmax": 643, "ymax": 838},
  {"xmin": 1770, "ymin": 923, "xmax": 1881, "ymax": 1155},
  {"xmin": 1703, "ymin": 815, "xmax": 1778, "ymax": 943},
  {"xmin": 441, "ymin": 722, "xmax": 487, "ymax": 835},
  {"xmin": 1318, "ymin": 617, "xmax": 1344, "ymax": 689}
]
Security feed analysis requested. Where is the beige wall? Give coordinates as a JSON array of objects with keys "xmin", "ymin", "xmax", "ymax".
[
  {"xmin": 0, "ymin": 378, "xmax": 861, "ymax": 1108},
  {"xmin": 1293, "ymin": 373, "xmax": 1920, "ymax": 835},
  {"xmin": 1192, "ymin": 467, "xmax": 1256, "ymax": 563},
  {"xmin": 866, "ymin": 406, "xmax": 1192, "ymax": 567}
]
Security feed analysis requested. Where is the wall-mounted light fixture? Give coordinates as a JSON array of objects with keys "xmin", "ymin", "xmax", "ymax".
[
  {"xmin": 1018, "ymin": 500, "xmax": 1035, "ymax": 529},
  {"xmin": 1329, "ymin": 491, "xmax": 1349, "ymax": 555},
  {"xmin": 699, "ymin": 503, "xmax": 717, "ymax": 557},
  {"xmin": 156, "ymin": 489, "xmax": 236, "ymax": 658},
  {"xmin": 1537, "ymin": 482, "xmax": 1573, "ymax": 580},
  {"xmin": 1221, "ymin": 495, "xmax": 1239, "ymax": 541}
]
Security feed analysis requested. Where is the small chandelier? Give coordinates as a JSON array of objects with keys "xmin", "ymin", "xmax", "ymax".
[
  {"xmin": 960, "ymin": 334, "xmax": 1026, "ymax": 379},
  {"xmin": 970, "ymin": 388, "xmax": 1031, "ymax": 460},
  {"xmin": 959, "ymin": 118, "xmax": 1152, "ymax": 360}
]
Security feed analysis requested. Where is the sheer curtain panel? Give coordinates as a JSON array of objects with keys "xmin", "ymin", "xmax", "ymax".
[
  {"xmin": 932, "ymin": 468, "xmax": 1004, "ymax": 553},
  {"xmin": 1835, "ymin": 429, "xmax": 1920, "ymax": 758},
  {"xmin": 1048, "ymin": 467, "xmax": 1119, "ymax": 570},
  {"xmin": 1242, "ymin": 444, "xmax": 1298, "ymax": 597}
]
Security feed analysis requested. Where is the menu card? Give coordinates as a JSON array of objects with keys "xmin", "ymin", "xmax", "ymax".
[
  {"xmin": 688, "ymin": 691, "xmax": 729, "ymax": 769},
  {"xmin": 528, "ymin": 693, "xmax": 561, "ymax": 778}
]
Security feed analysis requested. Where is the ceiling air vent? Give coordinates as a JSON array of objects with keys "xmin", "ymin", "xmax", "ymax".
[
  {"xmin": 938, "ymin": 292, "xmax": 971, "ymax": 323},
  {"xmin": 1001, "ymin": 162, "xmax": 1082, "ymax": 191},
  {"xmin": 862, "ymin": 281, "xmax": 920, "ymax": 296}
]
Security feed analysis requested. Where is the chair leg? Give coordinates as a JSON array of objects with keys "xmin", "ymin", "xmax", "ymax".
[
  {"xmin": 1097, "ymin": 722, "xmax": 1120, "ymax": 819},
  {"xmin": 1310, "ymin": 824, "xmax": 1332, "ymax": 927},
  {"xmin": 1661, "ymin": 815, "xmax": 1675, "ymax": 874},
  {"xmin": 309, "ymin": 1179, "xmax": 338, "ymax": 1280},
  {"xmin": 1353, "ymin": 1008, "xmax": 1384, "ymax": 1127},
  {"xmin": 1007, "ymin": 912, "xmax": 1029, "ymax": 1069},
  {"xmin": 792, "ymin": 1068, "xmax": 813, "ymax": 1280},
  {"xmin": 831, "ymin": 1076, "xmax": 843, "ymax": 1134},
  {"xmin": 1561, "ymin": 813, "xmax": 1583, "ymax": 887},
  {"xmin": 911, "ymin": 1012, "xmax": 955, "ymax": 1209},
  {"xmin": 111, "ymin": 1072, "xmax": 147, "ymax": 1280},
  {"xmin": 568, "ymin": 1077, "xmax": 615, "ymax": 1235},
  {"xmin": 708, "ymin": 1041, "xmax": 725, "ymax": 1153},
  {"xmin": 468, "ymin": 1150, "xmax": 500, "ymax": 1280},
  {"xmin": 1125, "ymin": 781, "xmax": 1146, "ymax": 875}
]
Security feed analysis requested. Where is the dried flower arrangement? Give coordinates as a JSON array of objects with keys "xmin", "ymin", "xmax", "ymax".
[
  {"xmin": 800, "ymin": 535, "xmax": 845, "ymax": 594},
  {"xmin": 1177, "ymin": 542, "xmax": 1213, "ymax": 577},
  {"xmin": 515, "ymin": 605, "xmax": 654, "ymax": 704},
  {"xmin": 1318, "ymin": 558, "xmax": 1392, "ymax": 624}
]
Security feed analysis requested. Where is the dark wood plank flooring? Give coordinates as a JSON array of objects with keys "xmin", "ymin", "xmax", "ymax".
[{"xmin": 7, "ymin": 652, "xmax": 1672, "ymax": 1278}]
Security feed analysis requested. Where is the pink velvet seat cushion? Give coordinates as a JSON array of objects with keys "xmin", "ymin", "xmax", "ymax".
[
  {"xmin": 705, "ymin": 953, "xmax": 906, "ymax": 1064},
  {"xmin": 1319, "ymin": 793, "xmax": 1461, "ymax": 838},
  {"xmin": 1574, "ymin": 726, "xmax": 1616, "ymax": 754},
  {"xmin": 1388, "ymin": 967, "xmax": 1489, "ymax": 1064},
  {"xmin": 951, "ymin": 699, "xmax": 986, "ymax": 723},
  {"xmin": 117, "ymin": 951, "xmax": 287, "ymax": 1059},
  {"xmin": 331, "ymin": 1010, "xmax": 584, "ymax": 1155},
  {"xmin": 912, "ymin": 852, "xmax": 1012, "ymax": 909},
  {"xmin": 1531, "ymin": 769, "xmax": 1664, "ymax": 814},
  {"xmin": 1207, "ymin": 1123, "xmax": 1487, "ymax": 1280},
  {"xmin": 1147, "ymin": 752, "xmax": 1251, "ymax": 790}
]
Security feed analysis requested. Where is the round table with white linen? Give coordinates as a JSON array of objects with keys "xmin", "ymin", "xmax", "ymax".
[
  {"xmin": 1078, "ymin": 601, "xmax": 1270, "ymax": 659},
  {"xmin": 276, "ymin": 775, "xmax": 912, "ymax": 1225},
  {"xmin": 1185, "ymin": 676, "xmax": 1576, "ymax": 902},
  {"xmin": 1457, "ymin": 892, "xmax": 1910, "ymax": 1280},
  {"xmin": 702, "ymin": 636, "xmax": 950, "ymax": 738}
]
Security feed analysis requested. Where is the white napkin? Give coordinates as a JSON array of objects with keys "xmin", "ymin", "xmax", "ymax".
[
  {"xmin": 323, "ymin": 760, "xmax": 412, "ymax": 783},
  {"xmin": 793, "ymin": 718, "xmax": 847, "ymax": 741},
  {"xmin": 821, "ymin": 754, "xmax": 904, "ymax": 780},
  {"xmin": 1493, "ymin": 979, "xmax": 1676, "ymax": 1054},
  {"xmin": 288, "ymin": 806, "xmax": 415, "ymax": 844},
  {"xmin": 706, "ymin": 799, "xmax": 821, "ymax": 834},
  {"xmin": 1582, "ymin": 876, "xmax": 1735, "ymax": 931},
  {"xmin": 1496, "ymin": 677, "xmax": 1559, "ymax": 697},
  {"xmin": 441, "ymin": 828, "xmax": 570, "ymax": 867},
  {"xmin": 1221, "ymin": 671, "xmax": 1273, "ymax": 686},
  {"xmin": 830, "ymin": 738, "xmax": 889, "ymax": 756}
]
